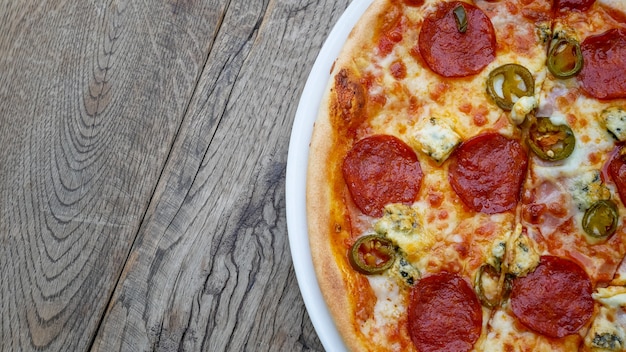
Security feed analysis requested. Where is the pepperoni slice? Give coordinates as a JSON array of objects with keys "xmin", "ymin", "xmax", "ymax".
[
  {"xmin": 448, "ymin": 133, "xmax": 528, "ymax": 214},
  {"xmin": 408, "ymin": 272, "xmax": 482, "ymax": 352},
  {"xmin": 608, "ymin": 147, "xmax": 626, "ymax": 206},
  {"xmin": 342, "ymin": 135, "xmax": 423, "ymax": 217},
  {"xmin": 418, "ymin": 1, "xmax": 496, "ymax": 77},
  {"xmin": 553, "ymin": 0, "xmax": 595, "ymax": 13},
  {"xmin": 579, "ymin": 28, "xmax": 626, "ymax": 100},
  {"xmin": 510, "ymin": 256, "xmax": 594, "ymax": 338},
  {"xmin": 404, "ymin": 0, "xmax": 425, "ymax": 6}
]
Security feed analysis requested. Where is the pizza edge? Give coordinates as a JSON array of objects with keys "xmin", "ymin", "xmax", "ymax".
[{"xmin": 306, "ymin": 1, "xmax": 392, "ymax": 351}]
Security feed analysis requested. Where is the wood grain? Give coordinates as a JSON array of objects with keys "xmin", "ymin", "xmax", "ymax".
[
  {"xmin": 93, "ymin": 0, "xmax": 350, "ymax": 350},
  {"xmin": 0, "ymin": 0, "xmax": 350, "ymax": 351}
]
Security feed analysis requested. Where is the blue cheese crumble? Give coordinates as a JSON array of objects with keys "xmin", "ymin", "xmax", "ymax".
[
  {"xmin": 507, "ymin": 224, "xmax": 540, "ymax": 277},
  {"xmin": 602, "ymin": 106, "xmax": 626, "ymax": 142},
  {"xmin": 585, "ymin": 286, "xmax": 626, "ymax": 351},
  {"xmin": 374, "ymin": 203, "xmax": 434, "ymax": 268},
  {"xmin": 409, "ymin": 117, "xmax": 461, "ymax": 164},
  {"xmin": 569, "ymin": 170, "xmax": 611, "ymax": 211}
]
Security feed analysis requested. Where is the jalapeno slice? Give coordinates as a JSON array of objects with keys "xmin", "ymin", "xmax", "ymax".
[
  {"xmin": 349, "ymin": 234, "xmax": 396, "ymax": 274},
  {"xmin": 453, "ymin": 4, "xmax": 468, "ymax": 33},
  {"xmin": 486, "ymin": 64, "xmax": 535, "ymax": 111},
  {"xmin": 582, "ymin": 200, "xmax": 619, "ymax": 239},
  {"xmin": 474, "ymin": 264, "xmax": 501, "ymax": 308},
  {"xmin": 528, "ymin": 117, "xmax": 575, "ymax": 161},
  {"xmin": 548, "ymin": 37, "xmax": 583, "ymax": 79}
]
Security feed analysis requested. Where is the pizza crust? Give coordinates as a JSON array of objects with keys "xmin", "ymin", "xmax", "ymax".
[{"xmin": 306, "ymin": 1, "xmax": 393, "ymax": 351}]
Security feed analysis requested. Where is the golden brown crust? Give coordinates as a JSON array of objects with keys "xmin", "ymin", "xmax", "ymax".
[
  {"xmin": 306, "ymin": 64, "xmax": 369, "ymax": 352},
  {"xmin": 306, "ymin": 1, "xmax": 393, "ymax": 351},
  {"xmin": 306, "ymin": 83, "xmax": 353, "ymax": 343}
]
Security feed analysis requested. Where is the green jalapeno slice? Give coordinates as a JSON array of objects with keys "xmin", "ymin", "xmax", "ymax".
[
  {"xmin": 474, "ymin": 264, "xmax": 501, "ymax": 308},
  {"xmin": 528, "ymin": 117, "xmax": 575, "ymax": 161},
  {"xmin": 349, "ymin": 234, "xmax": 396, "ymax": 275},
  {"xmin": 582, "ymin": 200, "xmax": 619, "ymax": 239},
  {"xmin": 486, "ymin": 64, "xmax": 535, "ymax": 111},
  {"xmin": 453, "ymin": 5, "xmax": 468, "ymax": 33},
  {"xmin": 548, "ymin": 37, "xmax": 583, "ymax": 79}
]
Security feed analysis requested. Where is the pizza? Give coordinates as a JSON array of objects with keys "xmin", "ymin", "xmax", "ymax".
[{"xmin": 305, "ymin": 0, "xmax": 626, "ymax": 351}]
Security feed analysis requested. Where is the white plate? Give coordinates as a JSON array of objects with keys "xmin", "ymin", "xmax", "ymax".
[{"xmin": 285, "ymin": 0, "xmax": 374, "ymax": 351}]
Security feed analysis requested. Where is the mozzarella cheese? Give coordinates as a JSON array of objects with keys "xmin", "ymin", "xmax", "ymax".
[
  {"xmin": 534, "ymin": 79, "xmax": 617, "ymax": 188},
  {"xmin": 510, "ymin": 96, "xmax": 538, "ymax": 125},
  {"xmin": 367, "ymin": 276, "xmax": 405, "ymax": 321},
  {"xmin": 480, "ymin": 308, "xmax": 574, "ymax": 352},
  {"xmin": 594, "ymin": 287, "xmax": 626, "ymax": 306},
  {"xmin": 362, "ymin": 276, "xmax": 406, "ymax": 352},
  {"xmin": 585, "ymin": 287, "xmax": 626, "ymax": 351}
]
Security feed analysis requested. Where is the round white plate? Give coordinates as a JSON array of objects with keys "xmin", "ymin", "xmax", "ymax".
[{"xmin": 285, "ymin": 0, "xmax": 374, "ymax": 351}]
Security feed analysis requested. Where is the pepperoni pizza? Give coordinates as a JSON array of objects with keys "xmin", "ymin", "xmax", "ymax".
[{"xmin": 306, "ymin": 0, "xmax": 626, "ymax": 351}]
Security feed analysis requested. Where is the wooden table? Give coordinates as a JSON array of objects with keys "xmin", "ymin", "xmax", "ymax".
[{"xmin": 0, "ymin": 0, "xmax": 350, "ymax": 350}]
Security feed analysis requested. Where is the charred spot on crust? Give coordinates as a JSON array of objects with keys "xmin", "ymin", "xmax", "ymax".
[{"xmin": 332, "ymin": 69, "xmax": 367, "ymax": 134}]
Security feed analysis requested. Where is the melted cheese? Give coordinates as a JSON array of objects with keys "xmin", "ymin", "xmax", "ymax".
[
  {"xmin": 408, "ymin": 117, "xmax": 461, "ymax": 164},
  {"xmin": 480, "ymin": 308, "xmax": 580, "ymax": 352},
  {"xmin": 374, "ymin": 203, "xmax": 435, "ymax": 266},
  {"xmin": 366, "ymin": 276, "xmax": 405, "ymax": 321},
  {"xmin": 357, "ymin": 0, "xmax": 549, "ymax": 143},
  {"xmin": 569, "ymin": 170, "xmax": 611, "ymax": 211},
  {"xmin": 523, "ymin": 15, "xmax": 625, "ymax": 278},
  {"xmin": 594, "ymin": 287, "xmax": 626, "ymax": 307},
  {"xmin": 510, "ymin": 96, "xmax": 538, "ymax": 125},
  {"xmin": 507, "ymin": 225, "xmax": 541, "ymax": 277},
  {"xmin": 602, "ymin": 107, "xmax": 626, "ymax": 142},
  {"xmin": 585, "ymin": 287, "xmax": 626, "ymax": 351},
  {"xmin": 362, "ymin": 276, "xmax": 406, "ymax": 352}
]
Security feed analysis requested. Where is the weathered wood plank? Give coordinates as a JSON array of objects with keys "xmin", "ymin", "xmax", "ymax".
[
  {"xmin": 92, "ymin": 0, "xmax": 350, "ymax": 351},
  {"xmin": 0, "ymin": 0, "xmax": 227, "ymax": 350}
]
